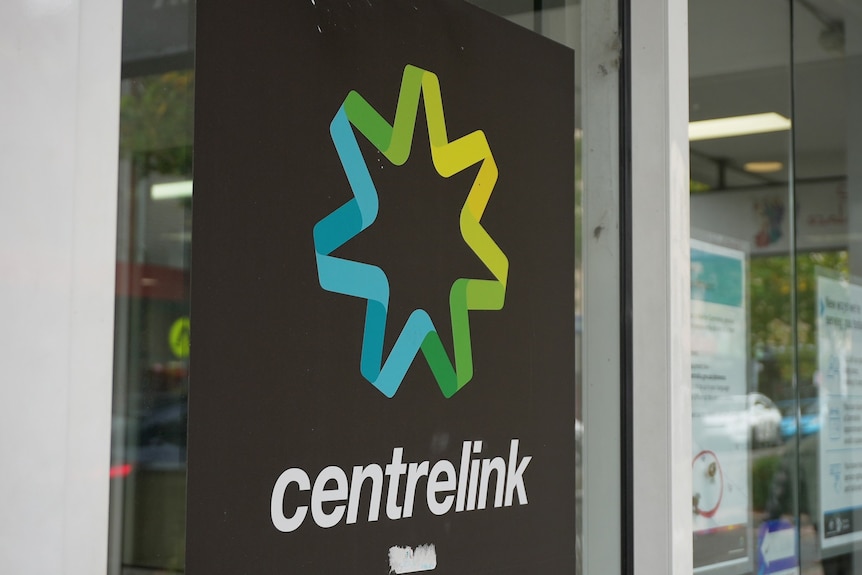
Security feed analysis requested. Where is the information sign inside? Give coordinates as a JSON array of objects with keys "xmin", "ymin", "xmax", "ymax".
[
  {"xmin": 817, "ymin": 274, "xmax": 862, "ymax": 550},
  {"xmin": 690, "ymin": 238, "xmax": 750, "ymax": 572},
  {"xmin": 757, "ymin": 520, "xmax": 798, "ymax": 575}
]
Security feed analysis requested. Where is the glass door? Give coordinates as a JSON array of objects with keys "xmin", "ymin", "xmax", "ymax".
[{"xmin": 108, "ymin": 1, "xmax": 622, "ymax": 573}]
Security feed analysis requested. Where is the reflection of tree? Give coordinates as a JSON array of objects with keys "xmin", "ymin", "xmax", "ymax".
[
  {"xmin": 750, "ymin": 251, "xmax": 848, "ymax": 401},
  {"xmin": 117, "ymin": 70, "xmax": 194, "ymax": 573},
  {"xmin": 120, "ymin": 70, "xmax": 194, "ymax": 177}
]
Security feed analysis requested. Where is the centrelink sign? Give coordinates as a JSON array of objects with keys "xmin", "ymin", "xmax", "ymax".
[{"xmin": 188, "ymin": 1, "xmax": 576, "ymax": 573}]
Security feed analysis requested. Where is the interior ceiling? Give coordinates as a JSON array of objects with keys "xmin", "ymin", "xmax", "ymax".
[
  {"xmin": 689, "ymin": 0, "xmax": 862, "ymax": 188},
  {"xmin": 474, "ymin": 0, "xmax": 858, "ymax": 189}
]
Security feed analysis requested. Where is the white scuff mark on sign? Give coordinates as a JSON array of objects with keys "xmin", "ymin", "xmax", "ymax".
[{"xmin": 388, "ymin": 544, "xmax": 437, "ymax": 573}]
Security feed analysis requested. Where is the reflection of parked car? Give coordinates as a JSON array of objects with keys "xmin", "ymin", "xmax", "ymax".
[
  {"xmin": 748, "ymin": 392, "xmax": 782, "ymax": 448},
  {"xmin": 110, "ymin": 398, "xmax": 188, "ymax": 477},
  {"xmin": 698, "ymin": 393, "xmax": 782, "ymax": 449},
  {"xmin": 779, "ymin": 398, "xmax": 820, "ymax": 440},
  {"xmin": 136, "ymin": 400, "xmax": 188, "ymax": 468}
]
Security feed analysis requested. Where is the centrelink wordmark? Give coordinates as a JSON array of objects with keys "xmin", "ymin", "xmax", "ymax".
[{"xmin": 270, "ymin": 439, "xmax": 532, "ymax": 532}]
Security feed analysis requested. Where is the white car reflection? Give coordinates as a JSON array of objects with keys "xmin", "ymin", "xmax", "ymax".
[
  {"xmin": 748, "ymin": 392, "xmax": 782, "ymax": 447},
  {"xmin": 698, "ymin": 393, "xmax": 782, "ymax": 449}
]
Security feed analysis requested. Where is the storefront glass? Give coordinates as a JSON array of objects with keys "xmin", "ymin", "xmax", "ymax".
[
  {"xmin": 691, "ymin": 1, "xmax": 862, "ymax": 573},
  {"xmin": 107, "ymin": 1, "xmax": 607, "ymax": 573},
  {"xmin": 688, "ymin": 1, "xmax": 794, "ymax": 571},
  {"xmin": 793, "ymin": 1, "xmax": 862, "ymax": 572}
]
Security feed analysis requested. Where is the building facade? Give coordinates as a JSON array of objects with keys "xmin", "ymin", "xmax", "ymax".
[{"xmin": 4, "ymin": 0, "xmax": 860, "ymax": 573}]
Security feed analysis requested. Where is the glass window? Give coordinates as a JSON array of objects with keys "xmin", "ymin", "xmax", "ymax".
[
  {"xmin": 688, "ymin": 1, "xmax": 794, "ymax": 573},
  {"xmin": 691, "ymin": 1, "xmax": 862, "ymax": 573},
  {"xmin": 793, "ymin": 1, "xmax": 862, "ymax": 572},
  {"xmin": 108, "ymin": 1, "xmax": 194, "ymax": 572},
  {"xmin": 108, "ymin": 1, "xmax": 615, "ymax": 574}
]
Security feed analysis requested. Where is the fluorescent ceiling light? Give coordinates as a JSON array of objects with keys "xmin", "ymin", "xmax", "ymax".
[
  {"xmin": 744, "ymin": 161, "xmax": 784, "ymax": 174},
  {"xmin": 151, "ymin": 180, "xmax": 193, "ymax": 200},
  {"xmin": 689, "ymin": 113, "xmax": 791, "ymax": 141}
]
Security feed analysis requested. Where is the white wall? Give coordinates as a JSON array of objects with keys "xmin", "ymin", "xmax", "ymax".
[{"xmin": 0, "ymin": 0, "xmax": 121, "ymax": 573}]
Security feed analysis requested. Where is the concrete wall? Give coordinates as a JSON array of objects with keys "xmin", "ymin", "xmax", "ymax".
[{"xmin": 0, "ymin": 0, "xmax": 121, "ymax": 572}]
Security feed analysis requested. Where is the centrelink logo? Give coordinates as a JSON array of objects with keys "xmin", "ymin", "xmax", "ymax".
[
  {"xmin": 313, "ymin": 65, "xmax": 509, "ymax": 398},
  {"xmin": 272, "ymin": 68, "xmax": 530, "ymax": 535}
]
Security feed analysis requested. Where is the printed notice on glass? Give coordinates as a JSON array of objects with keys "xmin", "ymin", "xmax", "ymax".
[
  {"xmin": 818, "ymin": 274, "xmax": 862, "ymax": 550},
  {"xmin": 691, "ymin": 239, "xmax": 750, "ymax": 572}
]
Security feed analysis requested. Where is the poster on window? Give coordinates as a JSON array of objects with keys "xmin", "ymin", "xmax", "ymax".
[
  {"xmin": 187, "ymin": 0, "xmax": 577, "ymax": 573},
  {"xmin": 691, "ymin": 237, "xmax": 751, "ymax": 573},
  {"xmin": 817, "ymin": 274, "xmax": 862, "ymax": 551}
]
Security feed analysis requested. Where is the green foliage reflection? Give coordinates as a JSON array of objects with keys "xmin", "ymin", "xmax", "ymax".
[
  {"xmin": 120, "ymin": 71, "xmax": 194, "ymax": 176},
  {"xmin": 750, "ymin": 250, "xmax": 848, "ymax": 402}
]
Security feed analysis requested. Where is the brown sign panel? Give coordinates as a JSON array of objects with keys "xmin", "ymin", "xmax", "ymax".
[{"xmin": 188, "ymin": 1, "xmax": 576, "ymax": 572}]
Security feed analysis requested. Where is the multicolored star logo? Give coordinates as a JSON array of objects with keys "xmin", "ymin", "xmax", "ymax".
[{"xmin": 313, "ymin": 65, "xmax": 508, "ymax": 398}]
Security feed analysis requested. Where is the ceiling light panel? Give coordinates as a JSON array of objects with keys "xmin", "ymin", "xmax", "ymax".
[{"xmin": 689, "ymin": 113, "xmax": 791, "ymax": 141}]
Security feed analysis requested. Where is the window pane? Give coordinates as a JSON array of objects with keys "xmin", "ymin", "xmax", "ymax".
[
  {"xmin": 688, "ymin": 1, "xmax": 794, "ymax": 573},
  {"xmin": 109, "ymin": 2, "xmax": 194, "ymax": 569},
  {"xmin": 108, "ymin": 2, "xmax": 609, "ymax": 574},
  {"xmin": 793, "ymin": 1, "xmax": 862, "ymax": 572}
]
